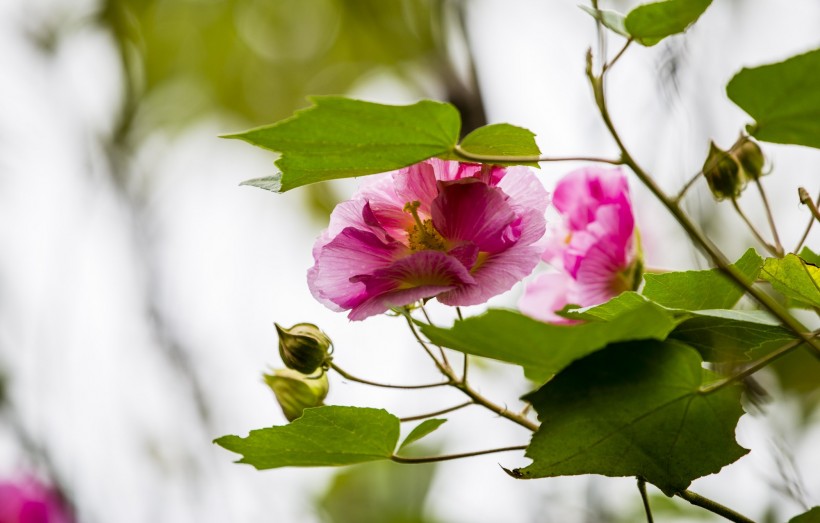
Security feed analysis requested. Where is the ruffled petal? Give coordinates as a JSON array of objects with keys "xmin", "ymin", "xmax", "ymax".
[
  {"xmin": 518, "ymin": 272, "xmax": 580, "ymax": 324},
  {"xmin": 553, "ymin": 167, "xmax": 629, "ymax": 230}
]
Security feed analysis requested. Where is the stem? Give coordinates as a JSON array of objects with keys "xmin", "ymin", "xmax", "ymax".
[
  {"xmin": 753, "ymin": 178, "xmax": 784, "ymax": 256},
  {"xmin": 421, "ymin": 304, "xmax": 451, "ymax": 370},
  {"xmin": 796, "ymin": 188, "xmax": 820, "ymax": 252},
  {"xmin": 699, "ymin": 333, "xmax": 817, "ymax": 394},
  {"xmin": 730, "ymin": 198, "xmax": 780, "ymax": 257},
  {"xmin": 391, "ymin": 445, "xmax": 527, "ymax": 464},
  {"xmin": 453, "ymin": 144, "xmax": 622, "ymax": 165},
  {"xmin": 676, "ymin": 490, "xmax": 755, "ymax": 523},
  {"xmin": 399, "ymin": 401, "xmax": 474, "ymax": 422},
  {"xmin": 637, "ymin": 477, "xmax": 654, "ymax": 523},
  {"xmin": 455, "ymin": 307, "xmax": 469, "ymax": 380},
  {"xmin": 403, "ymin": 314, "xmax": 539, "ymax": 432},
  {"xmin": 586, "ymin": 59, "xmax": 820, "ymax": 358},
  {"xmin": 329, "ymin": 362, "xmax": 452, "ymax": 390},
  {"xmin": 674, "ymin": 170, "xmax": 703, "ymax": 203},
  {"xmin": 604, "ymin": 38, "xmax": 632, "ymax": 72}
]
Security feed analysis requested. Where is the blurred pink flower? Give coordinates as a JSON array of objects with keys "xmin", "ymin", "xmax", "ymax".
[
  {"xmin": 309, "ymin": 158, "xmax": 549, "ymax": 320},
  {"xmin": 519, "ymin": 166, "xmax": 641, "ymax": 323},
  {"xmin": 0, "ymin": 475, "xmax": 74, "ymax": 523}
]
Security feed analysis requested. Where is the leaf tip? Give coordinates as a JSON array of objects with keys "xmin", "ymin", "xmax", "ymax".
[{"xmin": 240, "ymin": 174, "xmax": 284, "ymax": 193}]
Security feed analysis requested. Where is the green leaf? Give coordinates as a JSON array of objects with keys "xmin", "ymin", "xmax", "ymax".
[
  {"xmin": 445, "ymin": 123, "xmax": 541, "ymax": 166},
  {"xmin": 512, "ymin": 340, "xmax": 748, "ymax": 496},
  {"xmin": 239, "ymin": 175, "xmax": 282, "ymax": 193},
  {"xmin": 670, "ymin": 313, "xmax": 796, "ymax": 362},
  {"xmin": 579, "ymin": 5, "xmax": 628, "ymax": 38},
  {"xmin": 624, "ymin": 0, "xmax": 712, "ymax": 46},
  {"xmin": 215, "ymin": 406, "xmax": 400, "ymax": 469},
  {"xmin": 799, "ymin": 246, "xmax": 820, "ymax": 266},
  {"xmin": 226, "ymin": 96, "xmax": 460, "ymax": 192},
  {"xmin": 760, "ymin": 254, "xmax": 820, "ymax": 309},
  {"xmin": 790, "ymin": 507, "xmax": 820, "ymax": 523},
  {"xmin": 642, "ymin": 248, "xmax": 762, "ymax": 310},
  {"xmin": 419, "ymin": 301, "xmax": 681, "ymax": 383},
  {"xmin": 727, "ymin": 48, "xmax": 820, "ymax": 149},
  {"xmin": 558, "ymin": 291, "xmax": 650, "ymax": 321},
  {"xmin": 399, "ymin": 419, "xmax": 447, "ymax": 451}
]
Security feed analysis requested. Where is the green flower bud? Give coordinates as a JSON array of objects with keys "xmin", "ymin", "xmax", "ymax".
[
  {"xmin": 703, "ymin": 141, "xmax": 744, "ymax": 201},
  {"xmin": 264, "ymin": 368, "xmax": 329, "ymax": 422},
  {"xmin": 275, "ymin": 322, "xmax": 332, "ymax": 375},
  {"xmin": 734, "ymin": 138, "xmax": 766, "ymax": 181}
]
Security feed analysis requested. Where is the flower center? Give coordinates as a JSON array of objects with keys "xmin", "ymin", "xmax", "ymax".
[{"xmin": 403, "ymin": 200, "xmax": 447, "ymax": 251}]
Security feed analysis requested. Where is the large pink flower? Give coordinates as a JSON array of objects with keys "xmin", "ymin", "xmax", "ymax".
[
  {"xmin": 0, "ymin": 475, "xmax": 74, "ymax": 523},
  {"xmin": 308, "ymin": 158, "xmax": 549, "ymax": 320},
  {"xmin": 519, "ymin": 167, "xmax": 641, "ymax": 323}
]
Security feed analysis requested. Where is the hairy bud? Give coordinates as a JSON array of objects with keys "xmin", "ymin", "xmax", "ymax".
[
  {"xmin": 275, "ymin": 322, "xmax": 332, "ymax": 375},
  {"xmin": 264, "ymin": 369, "xmax": 329, "ymax": 422},
  {"xmin": 703, "ymin": 141, "xmax": 744, "ymax": 201}
]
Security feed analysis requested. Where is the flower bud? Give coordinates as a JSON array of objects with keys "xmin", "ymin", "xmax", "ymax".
[
  {"xmin": 264, "ymin": 368, "xmax": 329, "ymax": 421},
  {"xmin": 703, "ymin": 141, "xmax": 744, "ymax": 201},
  {"xmin": 734, "ymin": 138, "xmax": 766, "ymax": 181},
  {"xmin": 275, "ymin": 322, "xmax": 332, "ymax": 375}
]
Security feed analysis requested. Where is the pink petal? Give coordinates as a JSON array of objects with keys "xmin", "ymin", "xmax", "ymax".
[
  {"xmin": 518, "ymin": 272, "xmax": 580, "ymax": 324},
  {"xmin": 553, "ymin": 167, "xmax": 629, "ymax": 230}
]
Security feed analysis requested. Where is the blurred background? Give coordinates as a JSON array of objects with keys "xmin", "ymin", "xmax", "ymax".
[{"xmin": 0, "ymin": 0, "xmax": 818, "ymax": 521}]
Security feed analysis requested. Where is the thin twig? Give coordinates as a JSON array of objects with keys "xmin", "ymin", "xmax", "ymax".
[
  {"xmin": 329, "ymin": 362, "xmax": 451, "ymax": 390},
  {"xmin": 391, "ymin": 445, "xmax": 527, "ymax": 464},
  {"xmin": 603, "ymin": 38, "xmax": 633, "ymax": 72},
  {"xmin": 676, "ymin": 490, "xmax": 755, "ymax": 523},
  {"xmin": 399, "ymin": 401, "xmax": 474, "ymax": 422},
  {"xmin": 796, "ymin": 188, "xmax": 820, "ymax": 252},
  {"xmin": 730, "ymin": 198, "xmax": 780, "ymax": 257},
  {"xmin": 674, "ymin": 170, "xmax": 703, "ymax": 203},
  {"xmin": 753, "ymin": 178, "xmax": 784, "ymax": 256},
  {"xmin": 455, "ymin": 307, "xmax": 468, "ymax": 381},
  {"xmin": 421, "ymin": 304, "xmax": 451, "ymax": 370},
  {"xmin": 637, "ymin": 477, "xmax": 654, "ymax": 523},
  {"xmin": 453, "ymin": 144, "xmax": 622, "ymax": 165}
]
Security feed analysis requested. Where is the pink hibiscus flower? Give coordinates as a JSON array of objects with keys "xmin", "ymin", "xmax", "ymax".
[
  {"xmin": 519, "ymin": 166, "xmax": 641, "ymax": 323},
  {"xmin": 0, "ymin": 475, "xmax": 74, "ymax": 523},
  {"xmin": 308, "ymin": 158, "xmax": 549, "ymax": 320}
]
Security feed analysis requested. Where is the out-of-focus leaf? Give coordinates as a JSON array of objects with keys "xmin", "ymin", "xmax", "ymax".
[
  {"xmin": 418, "ymin": 302, "xmax": 680, "ymax": 383},
  {"xmin": 789, "ymin": 507, "xmax": 820, "ymax": 523},
  {"xmin": 444, "ymin": 123, "xmax": 541, "ymax": 166},
  {"xmin": 760, "ymin": 254, "xmax": 820, "ymax": 309},
  {"xmin": 669, "ymin": 314, "xmax": 796, "ymax": 362},
  {"xmin": 512, "ymin": 340, "xmax": 748, "ymax": 496},
  {"xmin": 227, "ymin": 97, "xmax": 460, "ymax": 192},
  {"xmin": 799, "ymin": 246, "xmax": 820, "ymax": 266},
  {"xmin": 579, "ymin": 5, "xmax": 628, "ymax": 37},
  {"xmin": 215, "ymin": 406, "xmax": 399, "ymax": 469},
  {"xmin": 642, "ymin": 248, "xmax": 762, "ymax": 310},
  {"xmin": 624, "ymin": 0, "xmax": 712, "ymax": 46},
  {"xmin": 727, "ymin": 48, "xmax": 820, "ymax": 149},
  {"xmin": 399, "ymin": 419, "xmax": 447, "ymax": 451}
]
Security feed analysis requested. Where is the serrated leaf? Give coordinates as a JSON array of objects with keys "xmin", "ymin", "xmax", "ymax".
[
  {"xmin": 642, "ymin": 248, "xmax": 762, "ymax": 310},
  {"xmin": 225, "ymin": 96, "xmax": 460, "ymax": 192},
  {"xmin": 624, "ymin": 0, "xmax": 712, "ymax": 46},
  {"xmin": 727, "ymin": 48, "xmax": 820, "ymax": 149},
  {"xmin": 670, "ymin": 313, "xmax": 796, "ymax": 362},
  {"xmin": 399, "ymin": 419, "xmax": 447, "ymax": 451},
  {"xmin": 444, "ymin": 123, "xmax": 541, "ymax": 166},
  {"xmin": 215, "ymin": 406, "xmax": 399, "ymax": 469},
  {"xmin": 239, "ymin": 175, "xmax": 282, "ymax": 193},
  {"xmin": 512, "ymin": 340, "xmax": 748, "ymax": 496},
  {"xmin": 799, "ymin": 246, "xmax": 820, "ymax": 266},
  {"xmin": 760, "ymin": 254, "xmax": 820, "ymax": 309},
  {"xmin": 790, "ymin": 507, "xmax": 820, "ymax": 523},
  {"xmin": 419, "ymin": 301, "xmax": 680, "ymax": 383},
  {"xmin": 579, "ymin": 5, "xmax": 628, "ymax": 38}
]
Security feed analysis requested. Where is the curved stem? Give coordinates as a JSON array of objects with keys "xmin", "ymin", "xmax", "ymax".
[
  {"xmin": 637, "ymin": 477, "xmax": 654, "ymax": 523},
  {"xmin": 753, "ymin": 178, "xmax": 784, "ymax": 256},
  {"xmin": 391, "ymin": 445, "xmax": 527, "ymax": 464},
  {"xmin": 730, "ymin": 198, "xmax": 779, "ymax": 256},
  {"xmin": 676, "ymin": 490, "xmax": 755, "ymax": 523},
  {"xmin": 604, "ymin": 38, "xmax": 633, "ymax": 72},
  {"xmin": 674, "ymin": 170, "xmax": 703, "ymax": 203},
  {"xmin": 796, "ymin": 188, "xmax": 820, "ymax": 252},
  {"xmin": 403, "ymin": 314, "xmax": 539, "ymax": 432},
  {"xmin": 420, "ymin": 304, "xmax": 451, "ymax": 370},
  {"xmin": 453, "ymin": 144, "xmax": 622, "ymax": 165},
  {"xmin": 586, "ymin": 59, "xmax": 820, "ymax": 358},
  {"xmin": 400, "ymin": 401, "xmax": 474, "ymax": 422},
  {"xmin": 329, "ymin": 362, "xmax": 452, "ymax": 390}
]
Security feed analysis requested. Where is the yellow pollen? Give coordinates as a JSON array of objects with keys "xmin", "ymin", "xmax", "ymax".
[{"xmin": 404, "ymin": 201, "xmax": 446, "ymax": 251}]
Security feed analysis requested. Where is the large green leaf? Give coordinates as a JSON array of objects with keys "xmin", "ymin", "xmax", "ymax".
[
  {"xmin": 642, "ymin": 248, "xmax": 762, "ymax": 310},
  {"xmin": 511, "ymin": 340, "xmax": 748, "ymax": 496},
  {"xmin": 760, "ymin": 254, "xmax": 820, "ymax": 309},
  {"xmin": 624, "ymin": 0, "xmax": 712, "ymax": 46},
  {"xmin": 727, "ymin": 48, "xmax": 820, "ymax": 149},
  {"xmin": 670, "ymin": 313, "xmax": 796, "ymax": 362},
  {"xmin": 227, "ymin": 96, "xmax": 460, "ymax": 192},
  {"xmin": 445, "ymin": 123, "xmax": 541, "ymax": 166},
  {"xmin": 215, "ymin": 406, "xmax": 400, "ymax": 469},
  {"xmin": 419, "ymin": 301, "xmax": 680, "ymax": 383},
  {"xmin": 790, "ymin": 507, "xmax": 820, "ymax": 523}
]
